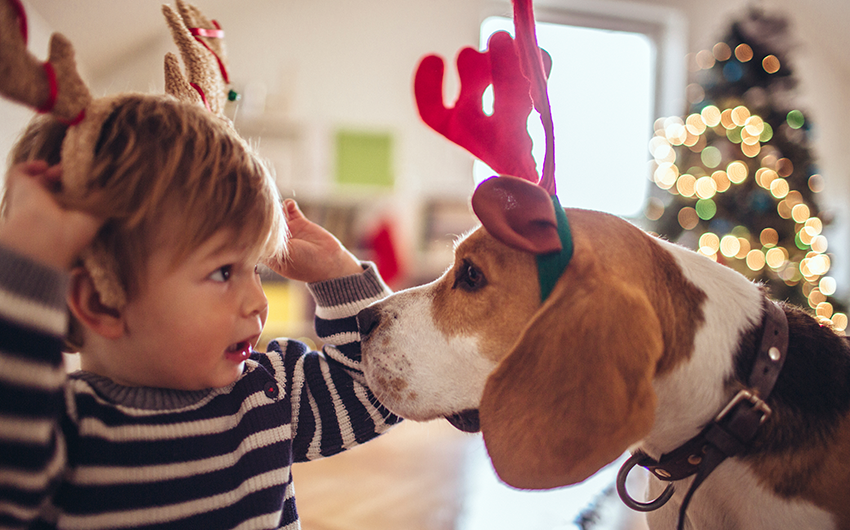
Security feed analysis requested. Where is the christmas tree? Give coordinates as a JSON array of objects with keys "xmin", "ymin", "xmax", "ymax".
[{"xmin": 644, "ymin": 8, "xmax": 845, "ymax": 331}]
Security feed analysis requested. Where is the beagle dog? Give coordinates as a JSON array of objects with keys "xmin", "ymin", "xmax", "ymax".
[{"xmin": 357, "ymin": 208, "xmax": 850, "ymax": 530}]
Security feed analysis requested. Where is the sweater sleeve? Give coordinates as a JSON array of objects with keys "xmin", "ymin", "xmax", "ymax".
[
  {"xmin": 272, "ymin": 263, "xmax": 401, "ymax": 462},
  {"xmin": 0, "ymin": 245, "xmax": 70, "ymax": 528}
]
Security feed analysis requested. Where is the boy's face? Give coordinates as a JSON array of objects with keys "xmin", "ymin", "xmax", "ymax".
[{"xmin": 103, "ymin": 221, "xmax": 269, "ymax": 390}]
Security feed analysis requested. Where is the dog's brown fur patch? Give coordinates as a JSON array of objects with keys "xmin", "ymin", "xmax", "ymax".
[
  {"xmin": 803, "ymin": 416, "xmax": 850, "ymax": 528},
  {"xmin": 557, "ymin": 209, "xmax": 707, "ymax": 376},
  {"xmin": 430, "ymin": 228, "xmax": 541, "ymax": 363},
  {"xmin": 744, "ymin": 416, "xmax": 850, "ymax": 528},
  {"xmin": 740, "ymin": 305, "xmax": 850, "ymax": 528}
]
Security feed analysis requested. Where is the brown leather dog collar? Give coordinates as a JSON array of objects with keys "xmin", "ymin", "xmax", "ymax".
[{"xmin": 616, "ymin": 298, "xmax": 789, "ymax": 530}]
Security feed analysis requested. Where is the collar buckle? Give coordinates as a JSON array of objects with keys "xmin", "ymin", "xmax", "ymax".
[{"xmin": 715, "ymin": 388, "xmax": 772, "ymax": 425}]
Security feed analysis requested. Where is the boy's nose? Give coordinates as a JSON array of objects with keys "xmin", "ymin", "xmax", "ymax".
[{"xmin": 244, "ymin": 278, "xmax": 268, "ymax": 317}]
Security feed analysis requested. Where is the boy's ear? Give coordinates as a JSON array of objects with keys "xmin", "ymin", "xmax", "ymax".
[{"xmin": 67, "ymin": 267, "xmax": 124, "ymax": 340}]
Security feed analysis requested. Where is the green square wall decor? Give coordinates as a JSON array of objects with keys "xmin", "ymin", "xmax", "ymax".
[{"xmin": 335, "ymin": 130, "xmax": 394, "ymax": 188}]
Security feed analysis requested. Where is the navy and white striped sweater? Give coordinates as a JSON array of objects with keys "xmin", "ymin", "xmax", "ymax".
[{"xmin": 0, "ymin": 245, "xmax": 401, "ymax": 529}]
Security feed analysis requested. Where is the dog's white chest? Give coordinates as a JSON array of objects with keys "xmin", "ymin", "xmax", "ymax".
[{"xmin": 644, "ymin": 460, "xmax": 837, "ymax": 529}]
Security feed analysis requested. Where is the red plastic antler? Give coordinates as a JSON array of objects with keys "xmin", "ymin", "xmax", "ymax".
[
  {"xmin": 415, "ymin": 0, "xmax": 563, "ymax": 255},
  {"xmin": 414, "ymin": 30, "xmax": 540, "ymax": 184},
  {"xmin": 513, "ymin": 0, "xmax": 556, "ymax": 195}
]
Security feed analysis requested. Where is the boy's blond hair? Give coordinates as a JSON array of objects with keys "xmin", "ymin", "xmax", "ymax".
[{"xmin": 6, "ymin": 94, "xmax": 287, "ymax": 349}]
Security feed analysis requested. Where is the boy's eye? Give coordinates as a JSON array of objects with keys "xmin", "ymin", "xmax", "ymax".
[{"xmin": 209, "ymin": 265, "xmax": 233, "ymax": 282}]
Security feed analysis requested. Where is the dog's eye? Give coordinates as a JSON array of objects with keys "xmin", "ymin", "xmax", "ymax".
[{"xmin": 454, "ymin": 260, "xmax": 487, "ymax": 292}]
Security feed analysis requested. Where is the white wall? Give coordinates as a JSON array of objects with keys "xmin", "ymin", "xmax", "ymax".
[{"xmin": 2, "ymin": 0, "xmax": 848, "ymax": 289}]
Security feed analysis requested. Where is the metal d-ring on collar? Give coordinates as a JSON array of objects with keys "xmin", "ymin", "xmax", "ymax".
[{"xmin": 616, "ymin": 298, "xmax": 789, "ymax": 530}]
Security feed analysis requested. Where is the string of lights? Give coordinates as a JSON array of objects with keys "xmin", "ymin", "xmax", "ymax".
[{"xmin": 645, "ymin": 12, "xmax": 845, "ymax": 331}]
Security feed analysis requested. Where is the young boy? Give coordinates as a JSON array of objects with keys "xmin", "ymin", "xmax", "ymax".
[{"xmin": 0, "ymin": 95, "xmax": 400, "ymax": 529}]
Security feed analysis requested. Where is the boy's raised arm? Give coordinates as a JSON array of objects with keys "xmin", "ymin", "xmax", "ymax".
[
  {"xmin": 0, "ymin": 161, "xmax": 101, "ymax": 528},
  {"xmin": 263, "ymin": 199, "xmax": 401, "ymax": 460}
]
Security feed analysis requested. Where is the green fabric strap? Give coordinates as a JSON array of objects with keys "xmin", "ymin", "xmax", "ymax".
[{"xmin": 536, "ymin": 195, "xmax": 573, "ymax": 301}]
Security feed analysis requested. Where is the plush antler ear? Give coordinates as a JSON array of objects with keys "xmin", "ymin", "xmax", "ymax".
[
  {"xmin": 478, "ymin": 247, "xmax": 663, "ymax": 489},
  {"xmin": 162, "ymin": 0, "xmax": 230, "ymax": 115},
  {"xmin": 0, "ymin": 0, "xmax": 91, "ymax": 123}
]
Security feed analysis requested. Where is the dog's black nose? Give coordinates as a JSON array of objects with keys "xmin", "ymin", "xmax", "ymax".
[{"xmin": 357, "ymin": 306, "xmax": 381, "ymax": 338}]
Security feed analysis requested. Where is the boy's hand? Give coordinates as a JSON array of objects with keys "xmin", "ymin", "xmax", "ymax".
[
  {"xmin": 0, "ymin": 161, "xmax": 102, "ymax": 270},
  {"xmin": 268, "ymin": 199, "xmax": 363, "ymax": 283}
]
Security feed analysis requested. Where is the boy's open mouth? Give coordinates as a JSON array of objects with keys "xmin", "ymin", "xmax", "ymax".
[{"xmin": 225, "ymin": 341, "xmax": 252, "ymax": 363}]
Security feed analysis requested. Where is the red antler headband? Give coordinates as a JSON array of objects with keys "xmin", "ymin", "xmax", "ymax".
[
  {"xmin": 414, "ymin": 0, "xmax": 573, "ymax": 300},
  {"xmin": 0, "ymin": 0, "xmax": 233, "ymax": 308}
]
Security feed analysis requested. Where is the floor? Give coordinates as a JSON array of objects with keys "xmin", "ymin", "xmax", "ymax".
[{"xmin": 292, "ymin": 420, "xmax": 651, "ymax": 530}]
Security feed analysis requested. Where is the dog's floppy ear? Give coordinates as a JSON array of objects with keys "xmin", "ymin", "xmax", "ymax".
[{"xmin": 479, "ymin": 250, "xmax": 663, "ymax": 489}]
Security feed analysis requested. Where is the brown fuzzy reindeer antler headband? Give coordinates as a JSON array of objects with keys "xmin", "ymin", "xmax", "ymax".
[
  {"xmin": 162, "ymin": 0, "xmax": 232, "ymax": 115},
  {"xmin": 0, "ymin": 0, "xmax": 232, "ymax": 308}
]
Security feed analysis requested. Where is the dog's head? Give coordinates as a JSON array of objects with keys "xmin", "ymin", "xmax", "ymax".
[{"xmin": 360, "ymin": 208, "xmax": 708, "ymax": 490}]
